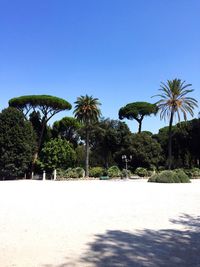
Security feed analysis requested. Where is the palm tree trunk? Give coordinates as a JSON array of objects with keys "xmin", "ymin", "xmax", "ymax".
[
  {"xmin": 85, "ymin": 128, "xmax": 89, "ymax": 177},
  {"xmin": 168, "ymin": 110, "xmax": 174, "ymax": 169}
]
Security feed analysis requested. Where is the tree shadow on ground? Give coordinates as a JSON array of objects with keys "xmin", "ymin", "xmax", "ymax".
[{"xmin": 43, "ymin": 214, "xmax": 200, "ymax": 267}]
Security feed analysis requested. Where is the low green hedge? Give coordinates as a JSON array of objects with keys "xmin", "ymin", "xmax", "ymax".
[
  {"xmin": 107, "ymin": 166, "xmax": 121, "ymax": 178},
  {"xmin": 89, "ymin": 167, "xmax": 105, "ymax": 178},
  {"xmin": 121, "ymin": 169, "xmax": 132, "ymax": 178},
  {"xmin": 135, "ymin": 167, "xmax": 148, "ymax": 177},
  {"xmin": 57, "ymin": 167, "xmax": 85, "ymax": 179},
  {"xmin": 185, "ymin": 168, "xmax": 200, "ymax": 179},
  {"xmin": 148, "ymin": 170, "xmax": 190, "ymax": 183}
]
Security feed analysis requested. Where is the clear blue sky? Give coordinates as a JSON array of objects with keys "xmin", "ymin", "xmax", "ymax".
[{"xmin": 0, "ymin": 0, "xmax": 200, "ymax": 133}]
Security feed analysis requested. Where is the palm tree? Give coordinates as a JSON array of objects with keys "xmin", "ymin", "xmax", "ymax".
[
  {"xmin": 74, "ymin": 95, "xmax": 101, "ymax": 177},
  {"xmin": 153, "ymin": 79, "xmax": 198, "ymax": 169}
]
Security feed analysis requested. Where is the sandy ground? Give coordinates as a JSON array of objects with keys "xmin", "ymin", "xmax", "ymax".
[{"xmin": 0, "ymin": 179, "xmax": 200, "ymax": 267}]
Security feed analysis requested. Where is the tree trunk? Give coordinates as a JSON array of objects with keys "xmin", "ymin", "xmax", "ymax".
[
  {"xmin": 138, "ymin": 120, "xmax": 142, "ymax": 133},
  {"xmin": 168, "ymin": 110, "xmax": 174, "ymax": 169},
  {"xmin": 31, "ymin": 119, "xmax": 46, "ymax": 175},
  {"xmin": 85, "ymin": 128, "xmax": 89, "ymax": 177},
  {"xmin": 137, "ymin": 117, "xmax": 143, "ymax": 133}
]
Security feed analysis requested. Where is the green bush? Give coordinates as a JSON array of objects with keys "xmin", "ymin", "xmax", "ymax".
[
  {"xmin": 148, "ymin": 170, "xmax": 190, "ymax": 183},
  {"xmin": 57, "ymin": 169, "xmax": 68, "ymax": 180},
  {"xmin": 191, "ymin": 168, "xmax": 200, "ymax": 178},
  {"xmin": 41, "ymin": 138, "xmax": 76, "ymax": 171},
  {"xmin": 107, "ymin": 166, "xmax": 121, "ymax": 178},
  {"xmin": 57, "ymin": 167, "xmax": 85, "ymax": 179},
  {"xmin": 135, "ymin": 167, "xmax": 148, "ymax": 177},
  {"xmin": 68, "ymin": 168, "xmax": 79, "ymax": 178},
  {"xmin": 184, "ymin": 168, "xmax": 200, "ymax": 179},
  {"xmin": 158, "ymin": 166, "xmax": 165, "ymax": 171},
  {"xmin": 184, "ymin": 169, "xmax": 192, "ymax": 178},
  {"xmin": 74, "ymin": 167, "xmax": 85, "ymax": 178},
  {"xmin": 121, "ymin": 169, "xmax": 132, "ymax": 178},
  {"xmin": 89, "ymin": 167, "xmax": 105, "ymax": 178},
  {"xmin": 147, "ymin": 170, "xmax": 155, "ymax": 177},
  {"xmin": 148, "ymin": 174, "xmax": 157, "ymax": 182},
  {"xmin": 176, "ymin": 170, "xmax": 191, "ymax": 183}
]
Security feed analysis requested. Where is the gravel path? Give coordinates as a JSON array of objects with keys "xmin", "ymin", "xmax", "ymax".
[{"xmin": 0, "ymin": 179, "xmax": 200, "ymax": 267}]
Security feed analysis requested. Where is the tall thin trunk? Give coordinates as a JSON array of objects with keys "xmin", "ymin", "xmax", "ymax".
[
  {"xmin": 85, "ymin": 128, "xmax": 89, "ymax": 177},
  {"xmin": 138, "ymin": 120, "xmax": 142, "ymax": 133},
  {"xmin": 168, "ymin": 110, "xmax": 174, "ymax": 169},
  {"xmin": 31, "ymin": 119, "xmax": 46, "ymax": 174},
  {"xmin": 137, "ymin": 116, "xmax": 143, "ymax": 133}
]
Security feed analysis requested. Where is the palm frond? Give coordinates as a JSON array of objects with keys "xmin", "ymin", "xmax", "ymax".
[{"xmin": 152, "ymin": 78, "xmax": 198, "ymax": 125}]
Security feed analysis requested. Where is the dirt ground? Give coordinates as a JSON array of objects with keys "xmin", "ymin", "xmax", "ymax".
[{"xmin": 0, "ymin": 179, "xmax": 200, "ymax": 267}]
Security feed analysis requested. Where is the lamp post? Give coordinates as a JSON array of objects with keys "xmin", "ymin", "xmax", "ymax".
[{"xmin": 122, "ymin": 155, "xmax": 132, "ymax": 178}]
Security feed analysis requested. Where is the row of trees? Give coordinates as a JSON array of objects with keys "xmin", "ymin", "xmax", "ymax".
[{"xmin": 0, "ymin": 78, "xmax": 198, "ymax": 179}]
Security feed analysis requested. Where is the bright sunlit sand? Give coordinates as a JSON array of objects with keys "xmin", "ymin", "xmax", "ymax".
[{"xmin": 0, "ymin": 179, "xmax": 200, "ymax": 267}]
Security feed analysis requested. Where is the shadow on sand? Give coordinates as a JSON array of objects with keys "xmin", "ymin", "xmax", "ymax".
[{"xmin": 43, "ymin": 214, "xmax": 200, "ymax": 267}]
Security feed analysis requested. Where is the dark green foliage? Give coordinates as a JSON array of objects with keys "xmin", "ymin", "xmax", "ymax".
[
  {"xmin": 40, "ymin": 138, "xmax": 76, "ymax": 171},
  {"xmin": 90, "ymin": 118, "xmax": 132, "ymax": 168},
  {"xmin": 135, "ymin": 167, "xmax": 148, "ymax": 177},
  {"xmin": 119, "ymin": 102, "xmax": 157, "ymax": 133},
  {"xmin": 175, "ymin": 119, "xmax": 200, "ymax": 168},
  {"xmin": 29, "ymin": 111, "xmax": 52, "ymax": 145},
  {"xmin": 155, "ymin": 119, "xmax": 200, "ymax": 169},
  {"xmin": 89, "ymin": 167, "xmax": 105, "ymax": 177},
  {"xmin": 122, "ymin": 132, "xmax": 162, "ymax": 169},
  {"xmin": 75, "ymin": 145, "xmax": 85, "ymax": 167},
  {"xmin": 148, "ymin": 170, "xmax": 190, "ymax": 183},
  {"xmin": 52, "ymin": 117, "xmax": 81, "ymax": 147},
  {"xmin": 119, "ymin": 102, "xmax": 157, "ymax": 120},
  {"xmin": 107, "ymin": 166, "xmax": 121, "ymax": 178},
  {"xmin": 9, "ymin": 95, "xmax": 71, "ymax": 113},
  {"xmin": 153, "ymin": 126, "xmax": 177, "ymax": 168},
  {"xmin": 0, "ymin": 108, "xmax": 36, "ymax": 179}
]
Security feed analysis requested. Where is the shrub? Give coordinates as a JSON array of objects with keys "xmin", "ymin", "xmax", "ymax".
[
  {"xmin": 57, "ymin": 167, "xmax": 85, "ymax": 179},
  {"xmin": 57, "ymin": 169, "xmax": 68, "ymax": 180},
  {"xmin": 148, "ymin": 170, "xmax": 190, "ymax": 183},
  {"xmin": 148, "ymin": 174, "xmax": 157, "ymax": 182},
  {"xmin": 89, "ymin": 167, "xmax": 105, "ymax": 178},
  {"xmin": 184, "ymin": 169, "xmax": 192, "ymax": 178},
  {"xmin": 158, "ymin": 166, "xmax": 165, "ymax": 171},
  {"xmin": 135, "ymin": 167, "xmax": 148, "ymax": 177},
  {"xmin": 157, "ymin": 170, "xmax": 175, "ymax": 183},
  {"xmin": 67, "ymin": 168, "xmax": 79, "ymax": 178},
  {"xmin": 41, "ymin": 138, "xmax": 76, "ymax": 171},
  {"xmin": 75, "ymin": 167, "xmax": 85, "ymax": 178},
  {"xmin": 147, "ymin": 170, "xmax": 155, "ymax": 177},
  {"xmin": 184, "ymin": 168, "xmax": 200, "ymax": 179},
  {"xmin": 191, "ymin": 168, "xmax": 200, "ymax": 178},
  {"xmin": 121, "ymin": 169, "xmax": 132, "ymax": 178},
  {"xmin": 107, "ymin": 166, "xmax": 121, "ymax": 178},
  {"xmin": 176, "ymin": 170, "xmax": 191, "ymax": 183}
]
